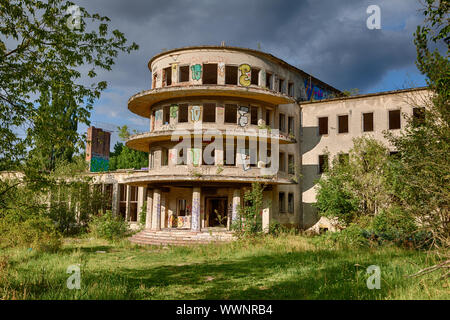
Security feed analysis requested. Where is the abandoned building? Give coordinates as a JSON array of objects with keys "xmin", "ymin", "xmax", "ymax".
[
  {"xmin": 83, "ymin": 46, "xmax": 429, "ymax": 244},
  {"xmin": 0, "ymin": 45, "xmax": 429, "ymax": 244}
]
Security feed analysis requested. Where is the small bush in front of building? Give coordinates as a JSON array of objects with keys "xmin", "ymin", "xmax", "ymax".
[
  {"xmin": 312, "ymin": 224, "xmax": 370, "ymax": 249},
  {"xmin": 88, "ymin": 211, "xmax": 130, "ymax": 241}
]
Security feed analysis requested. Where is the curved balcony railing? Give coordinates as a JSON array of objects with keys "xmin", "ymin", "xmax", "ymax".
[{"xmin": 128, "ymin": 85, "xmax": 296, "ymax": 118}]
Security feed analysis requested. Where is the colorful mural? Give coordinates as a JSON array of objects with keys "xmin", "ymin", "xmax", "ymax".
[
  {"xmin": 191, "ymin": 105, "xmax": 201, "ymax": 122},
  {"xmin": 238, "ymin": 106, "xmax": 249, "ymax": 127},
  {"xmin": 177, "ymin": 216, "xmax": 191, "ymax": 228},
  {"xmin": 238, "ymin": 64, "xmax": 251, "ymax": 87},
  {"xmin": 191, "ymin": 64, "xmax": 202, "ymax": 80},
  {"xmin": 304, "ymin": 80, "xmax": 330, "ymax": 100},
  {"xmin": 90, "ymin": 156, "xmax": 109, "ymax": 172}
]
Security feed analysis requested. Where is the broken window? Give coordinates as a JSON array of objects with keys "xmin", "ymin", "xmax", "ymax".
[
  {"xmin": 179, "ymin": 65, "xmax": 189, "ymax": 82},
  {"xmin": 163, "ymin": 67, "xmax": 171, "ymax": 87},
  {"xmin": 288, "ymin": 116, "xmax": 294, "ymax": 135},
  {"xmin": 363, "ymin": 112, "xmax": 374, "ymax": 132},
  {"xmin": 266, "ymin": 72, "xmax": 273, "ymax": 89},
  {"xmin": 251, "ymin": 68, "xmax": 259, "ymax": 85},
  {"xmin": 413, "ymin": 107, "xmax": 425, "ymax": 126},
  {"xmin": 318, "ymin": 154, "xmax": 328, "ymax": 173},
  {"xmin": 163, "ymin": 106, "xmax": 170, "ymax": 124},
  {"xmin": 279, "ymin": 152, "xmax": 286, "ymax": 172},
  {"xmin": 152, "ymin": 73, "xmax": 157, "ymax": 89},
  {"xmin": 279, "ymin": 113, "xmax": 286, "ymax": 132},
  {"xmin": 318, "ymin": 117, "xmax": 328, "ymax": 135},
  {"xmin": 225, "ymin": 65, "xmax": 238, "ymax": 85},
  {"xmin": 178, "ymin": 104, "xmax": 188, "ymax": 123},
  {"xmin": 161, "ymin": 148, "xmax": 168, "ymax": 166},
  {"xmin": 250, "ymin": 106, "xmax": 258, "ymax": 125},
  {"xmin": 338, "ymin": 115, "xmax": 349, "ymax": 133},
  {"xmin": 202, "ymin": 103, "xmax": 216, "ymax": 123},
  {"xmin": 203, "ymin": 63, "xmax": 218, "ymax": 84},
  {"xmin": 224, "ymin": 137, "xmax": 235, "ymax": 166},
  {"xmin": 178, "ymin": 199, "xmax": 187, "ymax": 216},
  {"xmin": 279, "ymin": 78, "xmax": 284, "ymax": 93},
  {"xmin": 288, "ymin": 154, "xmax": 295, "ymax": 174},
  {"xmin": 265, "ymin": 110, "xmax": 271, "ymax": 126},
  {"xmin": 279, "ymin": 192, "xmax": 286, "ymax": 212},
  {"xmin": 389, "ymin": 110, "xmax": 401, "ymax": 130},
  {"xmin": 225, "ymin": 104, "xmax": 237, "ymax": 124},
  {"xmin": 288, "ymin": 193, "xmax": 294, "ymax": 213},
  {"xmin": 288, "ymin": 82, "xmax": 294, "ymax": 97}
]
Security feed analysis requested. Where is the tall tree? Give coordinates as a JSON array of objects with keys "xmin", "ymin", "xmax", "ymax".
[{"xmin": 0, "ymin": 0, "xmax": 138, "ymax": 170}]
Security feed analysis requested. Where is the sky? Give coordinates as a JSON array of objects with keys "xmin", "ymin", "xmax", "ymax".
[{"xmin": 74, "ymin": 0, "xmax": 429, "ymax": 150}]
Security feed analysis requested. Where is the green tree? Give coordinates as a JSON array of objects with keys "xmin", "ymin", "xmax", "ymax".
[
  {"xmin": 109, "ymin": 126, "xmax": 148, "ymax": 170},
  {"xmin": 0, "ymin": 0, "xmax": 138, "ymax": 170},
  {"xmin": 386, "ymin": 0, "xmax": 449, "ymax": 248}
]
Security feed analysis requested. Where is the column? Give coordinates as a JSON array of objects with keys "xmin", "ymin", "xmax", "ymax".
[
  {"xmin": 191, "ymin": 187, "xmax": 201, "ymax": 231},
  {"xmin": 161, "ymin": 193, "xmax": 167, "ymax": 229},
  {"xmin": 262, "ymin": 190, "xmax": 273, "ymax": 233},
  {"xmin": 145, "ymin": 188, "xmax": 153, "ymax": 229},
  {"xmin": 152, "ymin": 189, "xmax": 161, "ymax": 230},
  {"xmin": 232, "ymin": 188, "xmax": 241, "ymax": 225},
  {"xmin": 137, "ymin": 186, "xmax": 146, "ymax": 223},
  {"xmin": 112, "ymin": 183, "xmax": 120, "ymax": 217},
  {"xmin": 125, "ymin": 185, "xmax": 131, "ymax": 222}
]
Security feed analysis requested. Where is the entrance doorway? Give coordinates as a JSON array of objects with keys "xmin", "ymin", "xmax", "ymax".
[{"xmin": 206, "ymin": 197, "xmax": 228, "ymax": 227}]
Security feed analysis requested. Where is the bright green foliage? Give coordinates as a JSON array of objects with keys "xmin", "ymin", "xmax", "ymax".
[
  {"xmin": 0, "ymin": 0, "xmax": 138, "ymax": 170},
  {"xmin": 88, "ymin": 211, "xmax": 130, "ymax": 241},
  {"xmin": 233, "ymin": 182, "xmax": 265, "ymax": 235},
  {"xmin": 109, "ymin": 142, "xmax": 148, "ymax": 170},
  {"xmin": 314, "ymin": 137, "xmax": 392, "ymax": 225}
]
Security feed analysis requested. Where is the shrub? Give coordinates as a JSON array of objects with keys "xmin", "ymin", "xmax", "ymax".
[
  {"xmin": 139, "ymin": 201, "xmax": 147, "ymax": 227},
  {"xmin": 371, "ymin": 206, "xmax": 417, "ymax": 242},
  {"xmin": 0, "ymin": 215, "xmax": 62, "ymax": 252},
  {"xmin": 313, "ymin": 224, "xmax": 369, "ymax": 249},
  {"xmin": 89, "ymin": 211, "xmax": 130, "ymax": 240}
]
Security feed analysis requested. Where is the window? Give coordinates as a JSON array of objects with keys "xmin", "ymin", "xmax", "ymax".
[
  {"xmin": 288, "ymin": 82, "xmax": 294, "ymax": 97},
  {"xmin": 288, "ymin": 116, "xmax": 294, "ymax": 135},
  {"xmin": 389, "ymin": 151, "xmax": 400, "ymax": 158},
  {"xmin": 278, "ymin": 78, "xmax": 284, "ymax": 93},
  {"xmin": 225, "ymin": 104, "xmax": 237, "ymax": 124},
  {"xmin": 202, "ymin": 63, "xmax": 217, "ymax": 84},
  {"xmin": 152, "ymin": 73, "xmax": 157, "ymax": 89},
  {"xmin": 279, "ymin": 152, "xmax": 286, "ymax": 172},
  {"xmin": 162, "ymin": 148, "xmax": 168, "ymax": 166},
  {"xmin": 363, "ymin": 112, "xmax": 374, "ymax": 132},
  {"xmin": 177, "ymin": 146, "xmax": 187, "ymax": 165},
  {"xmin": 225, "ymin": 65, "xmax": 238, "ymax": 85},
  {"xmin": 203, "ymin": 103, "xmax": 216, "ymax": 122},
  {"xmin": 163, "ymin": 106, "xmax": 170, "ymax": 124},
  {"xmin": 288, "ymin": 193, "xmax": 294, "ymax": 213},
  {"xmin": 413, "ymin": 107, "xmax": 425, "ymax": 126},
  {"xmin": 288, "ymin": 154, "xmax": 295, "ymax": 174},
  {"xmin": 266, "ymin": 72, "xmax": 273, "ymax": 89},
  {"xmin": 318, "ymin": 154, "xmax": 328, "ymax": 173},
  {"xmin": 149, "ymin": 150, "xmax": 155, "ymax": 169},
  {"xmin": 389, "ymin": 110, "xmax": 401, "ymax": 130},
  {"xmin": 178, "ymin": 199, "xmax": 187, "ymax": 216},
  {"xmin": 250, "ymin": 106, "xmax": 258, "ymax": 125},
  {"xmin": 318, "ymin": 117, "xmax": 328, "ymax": 135},
  {"xmin": 279, "ymin": 192, "xmax": 286, "ymax": 212},
  {"xmin": 179, "ymin": 66, "xmax": 189, "ymax": 82},
  {"xmin": 178, "ymin": 104, "xmax": 188, "ymax": 123},
  {"xmin": 338, "ymin": 115, "xmax": 349, "ymax": 133},
  {"xmin": 279, "ymin": 113, "xmax": 286, "ymax": 132},
  {"xmin": 251, "ymin": 68, "xmax": 259, "ymax": 85},
  {"xmin": 224, "ymin": 137, "xmax": 235, "ymax": 166},
  {"xmin": 162, "ymin": 67, "xmax": 171, "ymax": 86},
  {"xmin": 265, "ymin": 110, "xmax": 271, "ymax": 126}
]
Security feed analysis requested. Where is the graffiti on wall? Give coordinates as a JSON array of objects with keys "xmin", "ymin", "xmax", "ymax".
[
  {"xmin": 191, "ymin": 105, "xmax": 201, "ymax": 122},
  {"xmin": 177, "ymin": 216, "xmax": 190, "ymax": 228},
  {"xmin": 170, "ymin": 104, "xmax": 178, "ymax": 119},
  {"xmin": 155, "ymin": 109, "xmax": 162, "ymax": 121},
  {"xmin": 218, "ymin": 62, "xmax": 225, "ymax": 78},
  {"xmin": 90, "ymin": 156, "xmax": 109, "ymax": 172},
  {"xmin": 240, "ymin": 149, "xmax": 250, "ymax": 171},
  {"xmin": 190, "ymin": 148, "xmax": 201, "ymax": 166},
  {"xmin": 239, "ymin": 64, "xmax": 251, "ymax": 87},
  {"xmin": 238, "ymin": 106, "xmax": 249, "ymax": 127},
  {"xmin": 191, "ymin": 195, "xmax": 200, "ymax": 230},
  {"xmin": 304, "ymin": 79, "xmax": 329, "ymax": 100},
  {"xmin": 191, "ymin": 64, "xmax": 202, "ymax": 80}
]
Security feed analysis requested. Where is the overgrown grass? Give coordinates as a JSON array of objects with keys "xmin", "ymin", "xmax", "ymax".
[{"xmin": 0, "ymin": 235, "xmax": 448, "ymax": 300}]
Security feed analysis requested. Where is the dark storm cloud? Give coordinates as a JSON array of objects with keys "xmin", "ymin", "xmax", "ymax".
[{"xmin": 75, "ymin": 0, "xmax": 424, "ymax": 122}]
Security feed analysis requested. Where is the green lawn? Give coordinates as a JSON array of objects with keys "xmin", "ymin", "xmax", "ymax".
[{"xmin": 0, "ymin": 235, "xmax": 448, "ymax": 300}]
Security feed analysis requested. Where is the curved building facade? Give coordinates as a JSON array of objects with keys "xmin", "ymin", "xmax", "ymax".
[{"xmin": 124, "ymin": 46, "xmax": 339, "ymax": 231}]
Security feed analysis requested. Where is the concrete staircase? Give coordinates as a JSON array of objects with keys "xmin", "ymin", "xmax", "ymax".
[{"xmin": 129, "ymin": 228, "xmax": 236, "ymax": 246}]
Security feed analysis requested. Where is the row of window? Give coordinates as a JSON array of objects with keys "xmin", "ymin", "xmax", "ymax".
[
  {"xmin": 149, "ymin": 145, "xmax": 295, "ymax": 173},
  {"xmin": 279, "ymin": 192, "xmax": 294, "ymax": 213},
  {"xmin": 317, "ymin": 107, "xmax": 425, "ymax": 135},
  {"xmin": 153, "ymin": 103, "xmax": 295, "ymax": 134},
  {"xmin": 158, "ymin": 63, "xmax": 296, "ymax": 97}
]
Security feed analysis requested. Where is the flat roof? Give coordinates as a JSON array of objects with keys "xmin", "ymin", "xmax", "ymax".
[{"xmin": 148, "ymin": 45, "xmax": 341, "ymax": 94}]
